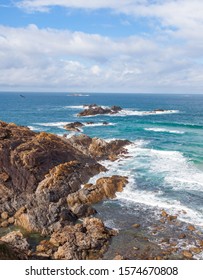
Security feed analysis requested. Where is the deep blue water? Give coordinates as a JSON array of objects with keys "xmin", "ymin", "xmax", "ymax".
[{"xmin": 0, "ymin": 92, "xmax": 203, "ymax": 227}]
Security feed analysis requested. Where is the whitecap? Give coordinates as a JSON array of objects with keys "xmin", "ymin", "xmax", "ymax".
[
  {"xmin": 114, "ymin": 109, "xmax": 180, "ymax": 117},
  {"xmin": 83, "ymin": 122, "xmax": 115, "ymax": 127},
  {"xmin": 34, "ymin": 122, "xmax": 69, "ymax": 129},
  {"xmin": 64, "ymin": 106, "xmax": 84, "ymax": 109},
  {"xmin": 145, "ymin": 127, "xmax": 185, "ymax": 134},
  {"xmin": 28, "ymin": 126, "xmax": 43, "ymax": 132}
]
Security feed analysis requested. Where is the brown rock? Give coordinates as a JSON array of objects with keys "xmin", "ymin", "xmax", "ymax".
[
  {"xmin": 1, "ymin": 221, "xmax": 9, "ymax": 228},
  {"xmin": 15, "ymin": 213, "xmax": 37, "ymax": 233},
  {"xmin": 0, "ymin": 172, "xmax": 9, "ymax": 182},
  {"xmin": 67, "ymin": 176, "xmax": 128, "ymax": 216},
  {"xmin": 167, "ymin": 215, "xmax": 177, "ymax": 221},
  {"xmin": 161, "ymin": 210, "xmax": 168, "ymax": 217},
  {"xmin": 50, "ymin": 218, "xmax": 113, "ymax": 260},
  {"xmin": 196, "ymin": 240, "xmax": 203, "ymax": 247},
  {"xmin": 189, "ymin": 247, "xmax": 202, "ymax": 254},
  {"xmin": 14, "ymin": 206, "xmax": 26, "ymax": 219},
  {"xmin": 132, "ymin": 223, "xmax": 140, "ymax": 228},
  {"xmin": 64, "ymin": 122, "xmax": 84, "ymax": 132},
  {"xmin": 154, "ymin": 256, "xmax": 163, "ymax": 260},
  {"xmin": 114, "ymin": 254, "xmax": 124, "ymax": 260},
  {"xmin": 77, "ymin": 105, "xmax": 122, "ymax": 117},
  {"xmin": 187, "ymin": 225, "xmax": 196, "ymax": 231},
  {"xmin": 182, "ymin": 250, "xmax": 193, "ymax": 258},
  {"xmin": 8, "ymin": 217, "xmax": 15, "ymax": 224},
  {"xmin": 0, "ymin": 241, "xmax": 27, "ymax": 260},
  {"xmin": 1, "ymin": 211, "xmax": 9, "ymax": 220},
  {"xmin": 179, "ymin": 233, "xmax": 186, "ymax": 239},
  {"xmin": 0, "ymin": 231, "xmax": 29, "ymax": 251}
]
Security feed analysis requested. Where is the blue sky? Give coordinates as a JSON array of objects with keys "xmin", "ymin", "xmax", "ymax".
[{"xmin": 0, "ymin": 0, "xmax": 203, "ymax": 93}]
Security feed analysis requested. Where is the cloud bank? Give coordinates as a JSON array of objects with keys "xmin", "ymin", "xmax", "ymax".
[{"xmin": 0, "ymin": 1, "xmax": 203, "ymax": 92}]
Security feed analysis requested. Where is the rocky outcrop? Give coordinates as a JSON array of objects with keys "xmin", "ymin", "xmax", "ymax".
[
  {"xmin": 0, "ymin": 121, "xmax": 105, "ymax": 216},
  {"xmin": 0, "ymin": 231, "xmax": 29, "ymax": 251},
  {"xmin": 49, "ymin": 218, "xmax": 117, "ymax": 260},
  {"xmin": 67, "ymin": 176, "xmax": 128, "ymax": 216},
  {"xmin": 0, "ymin": 231, "xmax": 29, "ymax": 259},
  {"xmin": 15, "ymin": 161, "xmax": 105, "ymax": 233},
  {"xmin": 78, "ymin": 104, "xmax": 122, "ymax": 116},
  {"xmin": 64, "ymin": 122, "xmax": 84, "ymax": 132},
  {"xmin": 68, "ymin": 134, "xmax": 130, "ymax": 161},
  {"xmin": 0, "ymin": 120, "xmax": 130, "ymax": 259}
]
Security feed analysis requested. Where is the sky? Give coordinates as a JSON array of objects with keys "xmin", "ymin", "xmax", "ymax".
[{"xmin": 0, "ymin": 0, "xmax": 203, "ymax": 93}]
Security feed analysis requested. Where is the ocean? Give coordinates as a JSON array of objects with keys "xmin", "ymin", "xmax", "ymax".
[{"xmin": 1, "ymin": 92, "xmax": 203, "ymax": 258}]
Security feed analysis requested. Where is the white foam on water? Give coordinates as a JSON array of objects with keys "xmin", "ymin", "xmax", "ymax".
[
  {"xmin": 34, "ymin": 122, "xmax": 69, "ymax": 129},
  {"xmin": 145, "ymin": 127, "xmax": 185, "ymax": 134},
  {"xmin": 28, "ymin": 126, "xmax": 43, "ymax": 131},
  {"xmin": 113, "ymin": 109, "xmax": 180, "ymax": 117},
  {"xmin": 64, "ymin": 105, "xmax": 84, "ymax": 109},
  {"xmin": 117, "ymin": 183, "xmax": 203, "ymax": 227},
  {"xmin": 147, "ymin": 149, "xmax": 203, "ymax": 191},
  {"xmin": 87, "ymin": 139, "xmax": 203, "ymax": 227},
  {"xmin": 67, "ymin": 94, "xmax": 90, "ymax": 97},
  {"xmin": 83, "ymin": 122, "xmax": 115, "ymax": 127}
]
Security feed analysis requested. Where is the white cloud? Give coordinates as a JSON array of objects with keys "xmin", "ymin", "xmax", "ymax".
[{"xmin": 2, "ymin": 1, "xmax": 203, "ymax": 92}]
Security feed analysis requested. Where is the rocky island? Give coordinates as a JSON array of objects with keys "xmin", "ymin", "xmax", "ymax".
[{"xmin": 77, "ymin": 104, "xmax": 122, "ymax": 116}]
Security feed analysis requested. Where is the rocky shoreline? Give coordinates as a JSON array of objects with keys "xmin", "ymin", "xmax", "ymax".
[
  {"xmin": 0, "ymin": 120, "xmax": 203, "ymax": 260},
  {"xmin": 0, "ymin": 120, "xmax": 129, "ymax": 259}
]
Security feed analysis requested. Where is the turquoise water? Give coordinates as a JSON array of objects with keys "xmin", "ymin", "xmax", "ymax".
[{"xmin": 0, "ymin": 92, "xmax": 203, "ymax": 227}]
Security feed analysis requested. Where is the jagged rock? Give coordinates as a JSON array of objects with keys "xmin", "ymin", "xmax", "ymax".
[
  {"xmin": 0, "ymin": 241, "xmax": 27, "ymax": 260},
  {"xmin": 15, "ymin": 160, "xmax": 105, "ymax": 233},
  {"xmin": 50, "ymin": 218, "xmax": 116, "ymax": 260},
  {"xmin": 68, "ymin": 134, "xmax": 130, "ymax": 161},
  {"xmin": 67, "ymin": 175, "xmax": 128, "ymax": 216},
  {"xmin": 0, "ymin": 231, "xmax": 29, "ymax": 251},
  {"xmin": 64, "ymin": 122, "xmax": 84, "ymax": 132},
  {"xmin": 0, "ymin": 121, "xmax": 130, "ymax": 259},
  {"xmin": 78, "ymin": 105, "xmax": 122, "ymax": 116}
]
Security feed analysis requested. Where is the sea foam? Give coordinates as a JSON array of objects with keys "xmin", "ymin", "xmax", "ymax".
[{"xmin": 145, "ymin": 127, "xmax": 185, "ymax": 134}]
